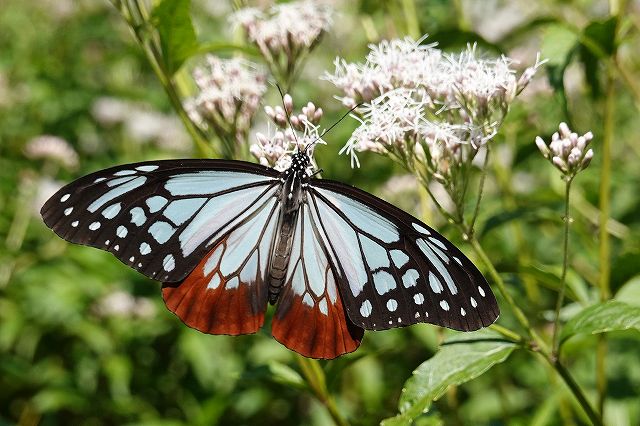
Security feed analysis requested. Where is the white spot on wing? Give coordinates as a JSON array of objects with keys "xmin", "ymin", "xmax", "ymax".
[
  {"xmin": 402, "ymin": 269, "xmax": 419, "ymax": 288},
  {"xmin": 203, "ymin": 244, "xmax": 224, "ymax": 276},
  {"xmin": 414, "ymin": 293, "xmax": 425, "ymax": 305},
  {"xmin": 386, "ymin": 299, "xmax": 398, "ymax": 312},
  {"xmin": 60, "ymin": 194, "xmax": 70, "ymax": 202},
  {"xmin": 470, "ymin": 297, "xmax": 477, "ymax": 308},
  {"xmin": 428, "ymin": 237, "xmax": 447, "ymax": 251},
  {"xmin": 373, "ymin": 271, "xmax": 396, "ymax": 295},
  {"xmin": 163, "ymin": 254, "xmax": 175, "ymax": 272},
  {"xmin": 71, "ymin": 221, "xmax": 79, "ymax": 227},
  {"xmin": 114, "ymin": 170, "xmax": 135, "ymax": 176},
  {"xmin": 129, "ymin": 207, "xmax": 146, "ymax": 226},
  {"xmin": 64, "ymin": 207, "xmax": 73, "ymax": 216},
  {"xmin": 318, "ymin": 298, "xmax": 328, "ymax": 316},
  {"xmin": 440, "ymin": 300, "xmax": 450, "ymax": 311},
  {"xmin": 360, "ymin": 235, "xmax": 390, "ymax": 269},
  {"xmin": 461, "ymin": 307, "xmax": 466, "ymax": 316},
  {"xmin": 412, "ymin": 222, "xmax": 430, "ymax": 235},
  {"xmin": 148, "ymin": 221, "xmax": 176, "ymax": 244},
  {"xmin": 116, "ymin": 225, "xmax": 128, "ymax": 238},
  {"xmin": 94, "ymin": 177, "xmax": 106, "ymax": 183},
  {"xmin": 478, "ymin": 286, "xmax": 486, "ymax": 297},
  {"xmin": 226, "ymin": 276, "xmax": 239, "ymax": 289},
  {"xmin": 360, "ymin": 300, "xmax": 372, "ymax": 317},
  {"xmin": 146, "ymin": 196, "xmax": 168, "ymax": 213},
  {"xmin": 207, "ymin": 273, "xmax": 221, "ymax": 289},
  {"xmin": 391, "ymin": 250, "xmax": 409, "ymax": 268},
  {"xmin": 428, "ymin": 272, "xmax": 443, "ymax": 294},
  {"xmin": 89, "ymin": 221, "xmax": 101, "ymax": 231},
  {"xmin": 139, "ymin": 242, "xmax": 151, "ymax": 255},
  {"xmin": 303, "ymin": 293, "xmax": 314, "ymax": 307},
  {"xmin": 136, "ymin": 165, "xmax": 159, "ymax": 172},
  {"xmin": 102, "ymin": 203, "xmax": 121, "ymax": 219}
]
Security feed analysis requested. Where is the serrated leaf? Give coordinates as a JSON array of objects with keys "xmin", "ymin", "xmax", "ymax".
[
  {"xmin": 383, "ymin": 331, "xmax": 518, "ymax": 425},
  {"xmin": 560, "ymin": 300, "xmax": 640, "ymax": 345},
  {"xmin": 152, "ymin": 0, "xmax": 198, "ymax": 75}
]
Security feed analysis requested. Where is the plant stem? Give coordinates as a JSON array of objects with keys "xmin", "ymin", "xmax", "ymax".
[
  {"xmin": 296, "ymin": 356, "xmax": 349, "ymax": 426},
  {"xmin": 467, "ymin": 232, "xmax": 602, "ymax": 424},
  {"xmin": 468, "ymin": 147, "xmax": 490, "ymax": 237},
  {"xmin": 117, "ymin": 0, "xmax": 214, "ymax": 158},
  {"xmin": 548, "ymin": 358, "xmax": 604, "ymax": 426},
  {"xmin": 596, "ymin": 6, "xmax": 618, "ymax": 412},
  {"xmin": 552, "ymin": 177, "xmax": 573, "ymax": 355}
]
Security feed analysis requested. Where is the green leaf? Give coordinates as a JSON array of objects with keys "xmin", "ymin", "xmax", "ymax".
[
  {"xmin": 265, "ymin": 361, "xmax": 306, "ymax": 390},
  {"xmin": 540, "ymin": 24, "xmax": 578, "ymax": 67},
  {"xmin": 559, "ymin": 300, "xmax": 640, "ymax": 345},
  {"xmin": 151, "ymin": 0, "xmax": 198, "ymax": 75},
  {"xmin": 382, "ymin": 331, "xmax": 518, "ymax": 425},
  {"xmin": 615, "ymin": 275, "xmax": 640, "ymax": 307},
  {"xmin": 579, "ymin": 18, "xmax": 617, "ymax": 97}
]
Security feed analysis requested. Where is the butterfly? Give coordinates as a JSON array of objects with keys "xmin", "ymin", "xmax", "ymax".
[{"xmin": 41, "ymin": 152, "xmax": 499, "ymax": 359}]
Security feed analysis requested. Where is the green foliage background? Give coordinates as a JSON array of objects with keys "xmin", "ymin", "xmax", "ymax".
[{"xmin": 1, "ymin": 0, "xmax": 639, "ymax": 425}]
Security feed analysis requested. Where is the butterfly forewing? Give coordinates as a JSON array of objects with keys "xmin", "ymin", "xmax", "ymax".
[
  {"xmin": 41, "ymin": 160, "xmax": 280, "ymax": 282},
  {"xmin": 307, "ymin": 179, "xmax": 499, "ymax": 332}
]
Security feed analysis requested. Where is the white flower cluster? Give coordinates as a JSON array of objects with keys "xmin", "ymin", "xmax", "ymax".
[
  {"xmin": 91, "ymin": 97, "xmax": 191, "ymax": 153},
  {"xmin": 232, "ymin": 1, "xmax": 332, "ymax": 57},
  {"xmin": 24, "ymin": 135, "xmax": 79, "ymax": 170},
  {"xmin": 250, "ymin": 94, "xmax": 325, "ymax": 172},
  {"xmin": 325, "ymin": 36, "xmax": 544, "ymax": 186},
  {"xmin": 536, "ymin": 122, "xmax": 594, "ymax": 178},
  {"xmin": 93, "ymin": 290, "xmax": 155, "ymax": 319},
  {"xmin": 185, "ymin": 55, "xmax": 267, "ymax": 143}
]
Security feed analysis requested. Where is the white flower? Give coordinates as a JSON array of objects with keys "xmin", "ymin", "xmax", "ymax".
[
  {"xmin": 24, "ymin": 135, "xmax": 79, "ymax": 170},
  {"xmin": 186, "ymin": 55, "xmax": 266, "ymax": 142},
  {"xmin": 535, "ymin": 122, "xmax": 594, "ymax": 177},
  {"xmin": 231, "ymin": 1, "xmax": 332, "ymax": 54},
  {"xmin": 250, "ymin": 96, "xmax": 326, "ymax": 172},
  {"xmin": 94, "ymin": 290, "xmax": 156, "ymax": 319}
]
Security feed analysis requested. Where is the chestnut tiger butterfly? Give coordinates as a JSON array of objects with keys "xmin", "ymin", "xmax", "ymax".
[{"xmin": 41, "ymin": 152, "xmax": 499, "ymax": 359}]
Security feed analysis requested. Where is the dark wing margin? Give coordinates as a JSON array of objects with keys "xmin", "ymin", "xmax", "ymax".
[
  {"xmin": 306, "ymin": 178, "xmax": 499, "ymax": 332},
  {"xmin": 41, "ymin": 159, "xmax": 281, "ymax": 282}
]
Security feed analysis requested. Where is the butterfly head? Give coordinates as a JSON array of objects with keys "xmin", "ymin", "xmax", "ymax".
[{"xmin": 289, "ymin": 152, "xmax": 311, "ymax": 176}]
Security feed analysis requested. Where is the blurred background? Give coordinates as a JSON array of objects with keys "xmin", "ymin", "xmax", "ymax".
[{"xmin": 1, "ymin": 0, "xmax": 639, "ymax": 425}]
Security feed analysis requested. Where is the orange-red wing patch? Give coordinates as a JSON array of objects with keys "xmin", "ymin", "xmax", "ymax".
[
  {"xmin": 271, "ymin": 273, "xmax": 364, "ymax": 360},
  {"xmin": 162, "ymin": 239, "xmax": 269, "ymax": 336}
]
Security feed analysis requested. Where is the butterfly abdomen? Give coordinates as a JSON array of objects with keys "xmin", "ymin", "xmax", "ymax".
[{"xmin": 267, "ymin": 173, "xmax": 303, "ymax": 304}]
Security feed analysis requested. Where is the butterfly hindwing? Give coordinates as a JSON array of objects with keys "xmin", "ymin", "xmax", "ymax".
[
  {"xmin": 307, "ymin": 179, "xmax": 499, "ymax": 332},
  {"xmin": 40, "ymin": 159, "xmax": 280, "ymax": 283},
  {"xmin": 271, "ymin": 201, "xmax": 364, "ymax": 359},
  {"xmin": 162, "ymin": 194, "xmax": 280, "ymax": 335}
]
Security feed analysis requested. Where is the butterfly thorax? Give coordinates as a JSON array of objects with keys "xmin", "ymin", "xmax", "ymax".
[{"xmin": 267, "ymin": 153, "xmax": 311, "ymax": 304}]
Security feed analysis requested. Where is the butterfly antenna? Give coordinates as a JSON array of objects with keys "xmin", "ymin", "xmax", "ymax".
[
  {"xmin": 309, "ymin": 103, "xmax": 361, "ymax": 149},
  {"xmin": 274, "ymin": 83, "xmax": 300, "ymax": 151}
]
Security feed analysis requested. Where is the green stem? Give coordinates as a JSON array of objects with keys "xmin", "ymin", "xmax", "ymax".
[
  {"xmin": 401, "ymin": 0, "xmax": 421, "ymax": 39},
  {"xmin": 469, "ymin": 233, "xmax": 602, "ymax": 424},
  {"xmin": 468, "ymin": 147, "xmax": 490, "ymax": 237},
  {"xmin": 118, "ymin": 0, "xmax": 214, "ymax": 158},
  {"xmin": 552, "ymin": 177, "xmax": 573, "ymax": 355},
  {"xmin": 296, "ymin": 356, "xmax": 349, "ymax": 426},
  {"xmin": 548, "ymin": 358, "xmax": 605, "ymax": 426}
]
